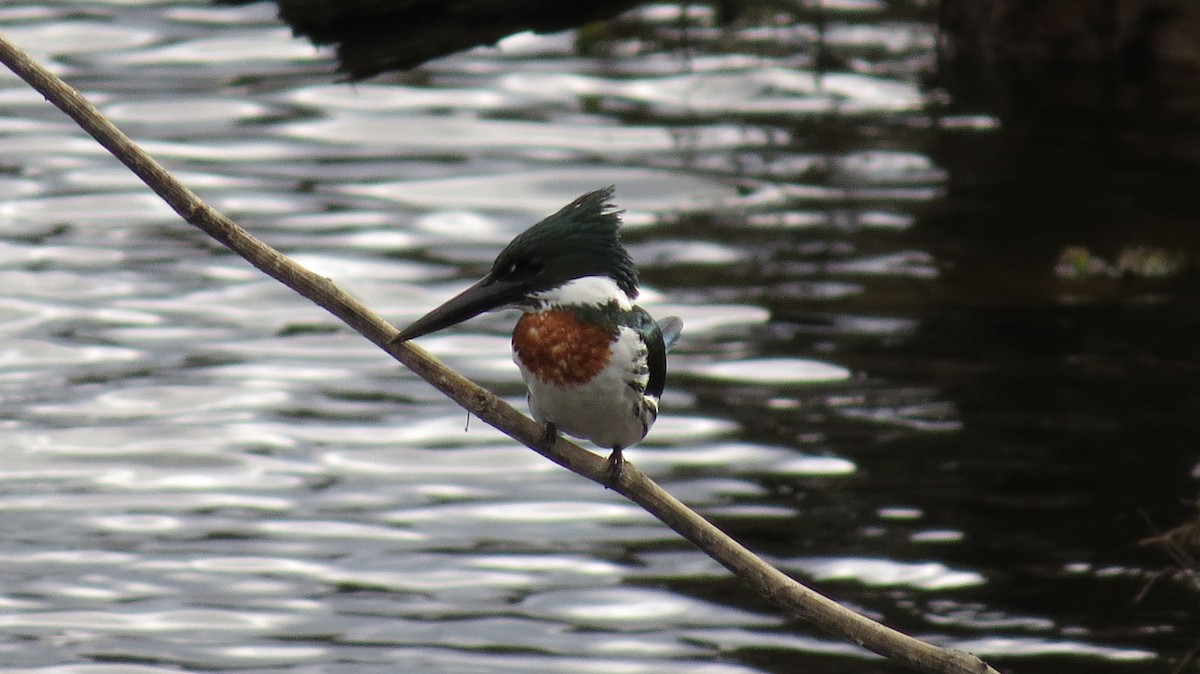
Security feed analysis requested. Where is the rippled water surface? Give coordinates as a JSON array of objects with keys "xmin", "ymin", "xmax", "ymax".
[{"xmin": 2, "ymin": 2, "xmax": 1199, "ymax": 673}]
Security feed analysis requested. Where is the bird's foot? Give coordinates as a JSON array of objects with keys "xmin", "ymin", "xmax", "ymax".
[
  {"xmin": 604, "ymin": 447, "xmax": 625, "ymax": 487},
  {"xmin": 539, "ymin": 422, "xmax": 559, "ymax": 452}
]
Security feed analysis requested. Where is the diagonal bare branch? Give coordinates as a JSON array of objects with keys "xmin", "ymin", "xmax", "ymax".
[{"xmin": 0, "ymin": 32, "xmax": 1000, "ymax": 674}]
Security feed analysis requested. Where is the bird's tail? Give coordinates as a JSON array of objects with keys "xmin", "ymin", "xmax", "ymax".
[{"xmin": 657, "ymin": 316, "xmax": 683, "ymax": 352}]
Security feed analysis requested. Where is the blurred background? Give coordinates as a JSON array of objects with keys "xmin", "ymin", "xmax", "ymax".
[{"xmin": 0, "ymin": 1, "xmax": 1197, "ymax": 672}]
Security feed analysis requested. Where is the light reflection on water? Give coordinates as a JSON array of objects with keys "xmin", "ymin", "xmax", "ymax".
[{"xmin": 0, "ymin": 1, "xmax": 1194, "ymax": 672}]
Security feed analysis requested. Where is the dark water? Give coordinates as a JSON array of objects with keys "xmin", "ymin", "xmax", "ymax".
[{"xmin": 0, "ymin": 2, "xmax": 1197, "ymax": 673}]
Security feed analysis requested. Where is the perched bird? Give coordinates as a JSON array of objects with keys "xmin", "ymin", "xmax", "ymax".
[{"xmin": 391, "ymin": 187, "xmax": 682, "ymax": 481}]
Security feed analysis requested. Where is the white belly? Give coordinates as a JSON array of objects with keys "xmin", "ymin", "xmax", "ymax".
[{"xmin": 514, "ymin": 326, "xmax": 657, "ymax": 450}]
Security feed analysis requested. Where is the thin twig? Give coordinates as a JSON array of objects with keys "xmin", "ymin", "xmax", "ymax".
[{"xmin": 0, "ymin": 32, "xmax": 999, "ymax": 674}]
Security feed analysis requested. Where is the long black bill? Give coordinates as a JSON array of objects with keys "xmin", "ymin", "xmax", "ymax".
[{"xmin": 391, "ymin": 274, "xmax": 523, "ymax": 343}]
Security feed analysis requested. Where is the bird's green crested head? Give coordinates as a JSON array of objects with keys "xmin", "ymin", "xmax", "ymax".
[{"xmin": 489, "ymin": 186, "xmax": 639, "ymax": 300}]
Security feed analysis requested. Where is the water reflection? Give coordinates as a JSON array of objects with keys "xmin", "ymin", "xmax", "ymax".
[
  {"xmin": 0, "ymin": 0, "xmax": 1196, "ymax": 672},
  {"xmin": 339, "ymin": 169, "xmax": 738, "ymax": 213}
]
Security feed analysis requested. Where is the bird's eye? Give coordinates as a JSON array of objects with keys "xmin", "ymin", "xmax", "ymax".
[{"xmin": 499, "ymin": 258, "xmax": 542, "ymax": 280}]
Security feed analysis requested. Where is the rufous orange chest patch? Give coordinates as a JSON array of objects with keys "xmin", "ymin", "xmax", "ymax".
[{"xmin": 513, "ymin": 309, "xmax": 616, "ymax": 386}]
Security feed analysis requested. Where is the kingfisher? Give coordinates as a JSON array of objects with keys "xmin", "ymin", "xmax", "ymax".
[{"xmin": 391, "ymin": 187, "xmax": 682, "ymax": 481}]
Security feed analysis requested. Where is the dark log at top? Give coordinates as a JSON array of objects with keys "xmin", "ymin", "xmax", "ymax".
[{"xmin": 221, "ymin": 0, "xmax": 642, "ymax": 79}]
